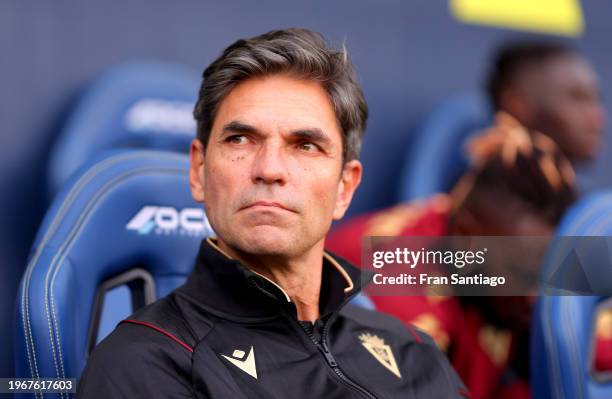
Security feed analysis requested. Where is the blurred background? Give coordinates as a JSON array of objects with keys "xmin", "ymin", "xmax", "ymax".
[{"xmin": 2, "ymin": 0, "xmax": 611, "ymax": 384}]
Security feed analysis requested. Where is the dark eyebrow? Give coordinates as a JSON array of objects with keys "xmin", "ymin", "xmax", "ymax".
[
  {"xmin": 222, "ymin": 121, "xmax": 261, "ymax": 135},
  {"xmin": 289, "ymin": 128, "xmax": 331, "ymax": 146}
]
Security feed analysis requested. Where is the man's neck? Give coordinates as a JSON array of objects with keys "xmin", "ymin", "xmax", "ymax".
[{"xmin": 215, "ymin": 239, "xmax": 324, "ymax": 322}]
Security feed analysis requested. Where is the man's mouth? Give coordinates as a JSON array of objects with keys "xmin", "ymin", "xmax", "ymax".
[{"xmin": 242, "ymin": 201, "xmax": 296, "ymax": 213}]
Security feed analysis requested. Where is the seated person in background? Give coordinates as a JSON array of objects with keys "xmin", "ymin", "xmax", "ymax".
[
  {"xmin": 326, "ymin": 112, "xmax": 577, "ymax": 399},
  {"xmin": 487, "ymin": 41, "xmax": 605, "ymax": 163}
]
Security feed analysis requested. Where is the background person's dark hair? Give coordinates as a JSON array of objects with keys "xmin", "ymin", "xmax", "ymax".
[
  {"xmin": 452, "ymin": 114, "xmax": 577, "ymax": 226},
  {"xmin": 465, "ymin": 139, "xmax": 576, "ymax": 225},
  {"xmin": 487, "ymin": 41, "xmax": 576, "ymax": 110},
  {"xmin": 193, "ymin": 28, "xmax": 368, "ymax": 162}
]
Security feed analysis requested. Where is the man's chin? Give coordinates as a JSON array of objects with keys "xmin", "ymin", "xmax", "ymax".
[{"xmin": 238, "ymin": 226, "xmax": 295, "ymax": 255}]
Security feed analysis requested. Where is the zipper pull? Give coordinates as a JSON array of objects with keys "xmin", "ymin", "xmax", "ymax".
[{"xmin": 319, "ymin": 342, "xmax": 338, "ymax": 367}]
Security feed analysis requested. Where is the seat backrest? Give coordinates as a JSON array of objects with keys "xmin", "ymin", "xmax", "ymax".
[
  {"xmin": 16, "ymin": 150, "xmax": 213, "ymax": 385},
  {"xmin": 397, "ymin": 91, "xmax": 491, "ymax": 201},
  {"xmin": 47, "ymin": 60, "xmax": 201, "ymax": 196},
  {"xmin": 532, "ymin": 191, "xmax": 612, "ymax": 399}
]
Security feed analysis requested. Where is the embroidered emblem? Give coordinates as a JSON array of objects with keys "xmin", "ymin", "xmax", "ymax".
[{"xmin": 359, "ymin": 333, "xmax": 402, "ymax": 378}]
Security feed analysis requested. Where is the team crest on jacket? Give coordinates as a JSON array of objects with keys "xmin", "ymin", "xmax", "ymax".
[{"xmin": 359, "ymin": 333, "xmax": 402, "ymax": 378}]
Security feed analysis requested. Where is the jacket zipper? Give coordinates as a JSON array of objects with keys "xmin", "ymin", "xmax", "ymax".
[
  {"xmin": 298, "ymin": 315, "xmax": 377, "ymax": 399},
  {"xmin": 250, "ymin": 275, "xmax": 377, "ymax": 398}
]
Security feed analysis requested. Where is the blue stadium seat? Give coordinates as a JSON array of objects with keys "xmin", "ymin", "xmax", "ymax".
[
  {"xmin": 47, "ymin": 60, "xmax": 201, "ymax": 196},
  {"xmin": 16, "ymin": 150, "xmax": 213, "ymax": 392},
  {"xmin": 397, "ymin": 91, "xmax": 491, "ymax": 201},
  {"xmin": 532, "ymin": 191, "xmax": 612, "ymax": 399}
]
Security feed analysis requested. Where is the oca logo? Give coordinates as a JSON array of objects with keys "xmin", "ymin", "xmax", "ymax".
[{"xmin": 126, "ymin": 206, "xmax": 213, "ymax": 236}]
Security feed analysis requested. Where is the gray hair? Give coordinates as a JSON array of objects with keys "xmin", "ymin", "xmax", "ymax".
[{"xmin": 193, "ymin": 28, "xmax": 368, "ymax": 162}]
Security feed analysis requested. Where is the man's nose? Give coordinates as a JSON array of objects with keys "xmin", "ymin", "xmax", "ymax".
[{"xmin": 251, "ymin": 142, "xmax": 288, "ymax": 185}]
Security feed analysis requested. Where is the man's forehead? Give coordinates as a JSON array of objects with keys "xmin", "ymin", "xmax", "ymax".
[
  {"xmin": 533, "ymin": 55, "xmax": 596, "ymax": 86},
  {"xmin": 512, "ymin": 55, "xmax": 595, "ymax": 100},
  {"xmin": 212, "ymin": 75, "xmax": 342, "ymax": 138}
]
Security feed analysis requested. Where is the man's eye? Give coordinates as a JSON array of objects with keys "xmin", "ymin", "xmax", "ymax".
[
  {"xmin": 298, "ymin": 142, "xmax": 320, "ymax": 152},
  {"xmin": 226, "ymin": 135, "xmax": 248, "ymax": 144}
]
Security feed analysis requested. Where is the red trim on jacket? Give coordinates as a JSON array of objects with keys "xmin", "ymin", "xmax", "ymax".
[{"xmin": 120, "ymin": 319, "xmax": 194, "ymax": 353}]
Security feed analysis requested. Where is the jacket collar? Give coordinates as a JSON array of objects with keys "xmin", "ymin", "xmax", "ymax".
[{"xmin": 177, "ymin": 237, "xmax": 366, "ymax": 321}]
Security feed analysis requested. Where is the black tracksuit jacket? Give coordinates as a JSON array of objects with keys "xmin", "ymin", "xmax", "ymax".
[{"xmin": 77, "ymin": 238, "xmax": 469, "ymax": 398}]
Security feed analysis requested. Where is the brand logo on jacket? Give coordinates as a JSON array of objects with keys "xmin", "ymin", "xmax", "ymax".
[
  {"xmin": 221, "ymin": 346, "xmax": 258, "ymax": 379},
  {"xmin": 359, "ymin": 333, "xmax": 402, "ymax": 378}
]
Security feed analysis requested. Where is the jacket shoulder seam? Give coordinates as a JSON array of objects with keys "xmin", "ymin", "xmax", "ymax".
[{"xmin": 120, "ymin": 319, "xmax": 194, "ymax": 353}]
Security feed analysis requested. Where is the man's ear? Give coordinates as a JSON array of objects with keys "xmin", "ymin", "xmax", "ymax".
[
  {"xmin": 332, "ymin": 159, "xmax": 362, "ymax": 221},
  {"xmin": 189, "ymin": 139, "xmax": 206, "ymax": 203}
]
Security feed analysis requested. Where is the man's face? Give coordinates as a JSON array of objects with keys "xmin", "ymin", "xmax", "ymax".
[
  {"xmin": 189, "ymin": 74, "xmax": 362, "ymax": 258},
  {"xmin": 529, "ymin": 55, "xmax": 606, "ymax": 160}
]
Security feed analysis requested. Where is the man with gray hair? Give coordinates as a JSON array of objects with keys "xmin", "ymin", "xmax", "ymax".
[{"xmin": 77, "ymin": 28, "xmax": 467, "ymax": 398}]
